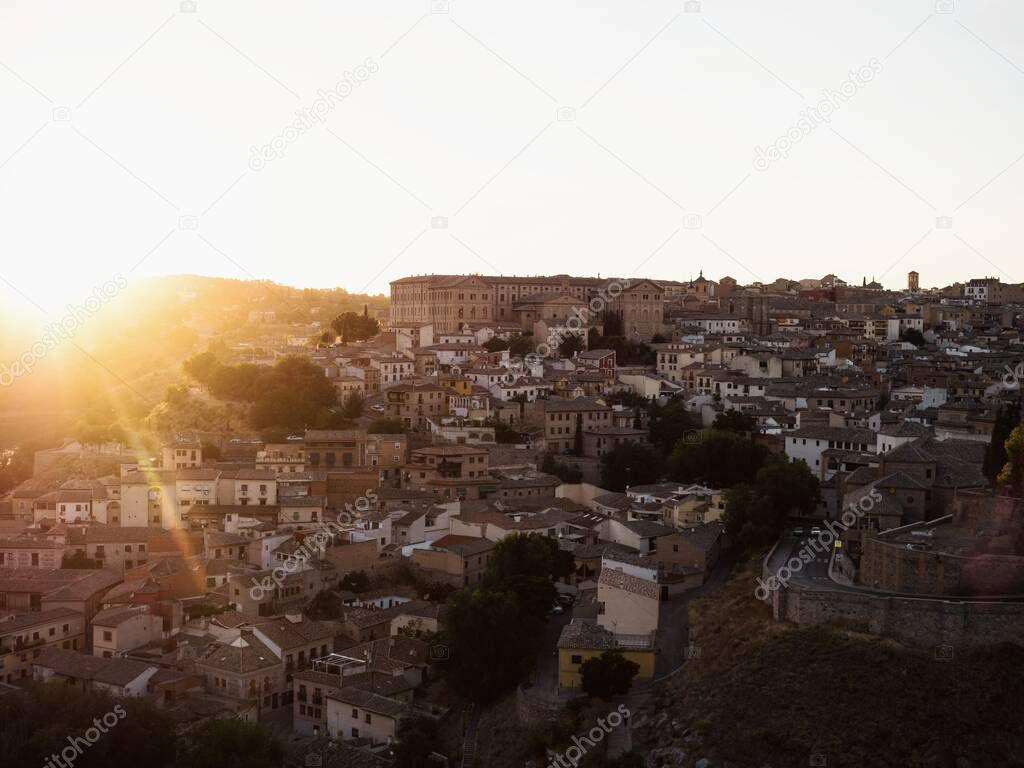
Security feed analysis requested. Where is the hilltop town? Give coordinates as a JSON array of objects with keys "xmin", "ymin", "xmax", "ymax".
[{"xmin": 1, "ymin": 269, "xmax": 1023, "ymax": 767}]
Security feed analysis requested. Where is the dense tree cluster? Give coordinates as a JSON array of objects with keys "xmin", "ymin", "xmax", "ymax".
[
  {"xmin": 508, "ymin": 334, "xmax": 536, "ymax": 358},
  {"xmin": 712, "ymin": 410, "xmax": 758, "ymax": 435},
  {"xmin": 0, "ymin": 683, "xmax": 283, "ymax": 768},
  {"xmin": 541, "ymin": 453, "xmax": 583, "ymax": 483},
  {"xmin": 666, "ymin": 430, "xmax": 771, "ymax": 488},
  {"xmin": 393, "ymin": 716, "xmax": 443, "ymax": 768},
  {"xmin": 330, "ymin": 310, "xmax": 379, "ymax": 343},
  {"xmin": 558, "ymin": 334, "xmax": 586, "ymax": 358},
  {"xmin": 723, "ymin": 455, "xmax": 821, "ymax": 549},
  {"xmin": 441, "ymin": 534, "xmax": 573, "ymax": 703},
  {"xmin": 902, "ymin": 328, "xmax": 926, "ymax": 346},
  {"xmin": 579, "ymin": 650, "xmax": 641, "ymax": 699},
  {"xmin": 182, "ymin": 353, "xmax": 342, "ymax": 432},
  {"xmin": 586, "ymin": 334, "xmax": 655, "ymax": 366},
  {"xmin": 483, "ymin": 337, "xmax": 510, "ymax": 353},
  {"xmin": 339, "ymin": 570, "xmax": 370, "ymax": 593},
  {"xmin": 339, "ymin": 391, "xmax": 365, "ymax": 419},
  {"xmin": 998, "ymin": 426, "xmax": 1024, "ymax": 496},
  {"xmin": 985, "ymin": 398, "xmax": 1021, "ymax": 484},
  {"xmin": 367, "ymin": 416, "xmax": 406, "ymax": 434},
  {"xmin": 599, "ymin": 443, "xmax": 663, "ymax": 492},
  {"xmin": 648, "ymin": 399, "xmax": 702, "ymax": 456}
]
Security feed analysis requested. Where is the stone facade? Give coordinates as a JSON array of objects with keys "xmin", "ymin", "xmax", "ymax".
[
  {"xmin": 773, "ymin": 585, "xmax": 1024, "ymax": 648},
  {"xmin": 390, "ymin": 274, "xmax": 666, "ymax": 340},
  {"xmin": 858, "ymin": 493, "xmax": 1024, "ymax": 595}
]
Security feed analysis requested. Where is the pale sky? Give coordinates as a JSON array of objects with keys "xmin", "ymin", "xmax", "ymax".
[{"xmin": 1, "ymin": 0, "xmax": 1023, "ymax": 317}]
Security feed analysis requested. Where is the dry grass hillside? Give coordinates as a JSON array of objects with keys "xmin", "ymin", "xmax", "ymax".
[
  {"xmin": 143, "ymin": 393, "xmax": 248, "ymax": 435},
  {"xmin": 646, "ymin": 559, "xmax": 1024, "ymax": 768}
]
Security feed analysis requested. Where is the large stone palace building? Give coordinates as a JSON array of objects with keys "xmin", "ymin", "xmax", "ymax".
[{"xmin": 389, "ymin": 274, "xmax": 667, "ymax": 340}]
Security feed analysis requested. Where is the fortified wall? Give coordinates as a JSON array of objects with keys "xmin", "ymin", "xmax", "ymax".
[{"xmin": 772, "ymin": 585, "xmax": 1024, "ymax": 647}]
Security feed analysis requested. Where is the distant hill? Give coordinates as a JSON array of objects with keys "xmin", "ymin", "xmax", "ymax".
[{"xmin": 0, "ymin": 274, "xmax": 388, "ymax": 441}]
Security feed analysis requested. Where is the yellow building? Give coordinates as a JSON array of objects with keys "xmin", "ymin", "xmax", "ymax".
[
  {"xmin": 556, "ymin": 619, "xmax": 655, "ymax": 690},
  {"xmin": 437, "ymin": 373, "xmax": 474, "ymax": 397},
  {"xmin": 668, "ymin": 486, "xmax": 727, "ymax": 527}
]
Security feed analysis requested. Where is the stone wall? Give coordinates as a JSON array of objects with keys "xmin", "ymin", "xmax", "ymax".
[
  {"xmin": 859, "ymin": 535, "xmax": 965, "ymax": 594},
  {"xmin": 773, "ymin": 585, "xmax": 1024, "ymax": 648},
  {"xmin": 858, "ymin": 494, "xmax": 1024, "ymax": 595},
  {"xmin": 954, "ymin": 492, "xmax": 1022, "ymax": 534}
]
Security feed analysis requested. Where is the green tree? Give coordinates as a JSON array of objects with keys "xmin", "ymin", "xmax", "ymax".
[
  {"xmin": 368, "ymin": 416, "xmax": 405, "ymax": 434},
  {"xmin": 339, "ymin": 570, "xmax": 370, "ymax": 593},
  {"xmin": 393, "ymin": 717, "xmax": 441, "ymax": 768},
  {"xmin": 559, "ymin": 334, "xmax": 585, "ymax": 358},
  {"xmin": 648, "ymin": 399, "xmax": 701, "ymax": 456},
  {"xmin": 985, "ymin": 399, "xmax": 1020, "ymax": 483},
  {"xmin": 483, "ymin": 337, "xmax": 510, "ymax": 353},
  {"xmin": 340, "ymin": 391, "xmax": 365, "ymax": 419},
  {"xmin": 249, "ymin": 356, "xmax": 338, "ymax": 431},
  {"xmin": 182, "ymin": 350, "xmax": 220, "ymax": 386},
  {"xmin": 601, "ymin": 310, "xmax": 623, "ymax": 337},
  {"xmin": 209, "ymin": 362, "xmax": 262, "ymax": 401},
  {"xmin": 579, "ymin": 650, "xmax": 640, "ymax": 699},
  {"xmin": 164, "ymin": 384, "xmax": 189, "ymax": 406},
  {"xmin": 541, "ymin": 453, "xmax": 583, "ymax": 483},
  {"xmin": 331, "ymin": 311, "xmax": 379, "ymax": 343},
  {"xmin": 0, "ymin": 682, "xmax": 177, "ymax": 768},
  {"xmin": 485, "ymin": 533, "xmax": 574, "ymax": 593},
  {"xmin": 509, "ymin": 334, "xmax": 535, "ymax": 358},
  {"xmin": 600, "ymin": 443, "xmax": 663, "ymax": 492},
  {"xmin": 724, "ymin": 455, "xmax": 820, "ymax": 549},
  {"xmin": 443, "ymin": 588, "xmax": 540, "ymax": 703},
  {"xmin": 902, "ymin": 328, "xmax": 926, "ymax": 346},
  {"xmin": 174, "ymin": 718, "xmax": 283, "ymax": 768},
  {"xmin": 591, "ymin": 335, "xmax": 654, "ymax": 366},
  {"xmin": 712, "ymin": 410, "xmax": 757, "ymax": 435},
  {"xmin": 666, "ymin": 430, "xmax": 770, "ymax": 488},
  {"xmin": 997, "ymin": 426, "xmax": 1024, "ymax": 496},
  {"xmin": 417, "ymin": 581, "xmax": 458, "ymax": 603}
]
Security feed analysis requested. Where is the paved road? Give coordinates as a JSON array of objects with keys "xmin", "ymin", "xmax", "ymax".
[
  {"xmin": 655, "ymin": 549, "xmax": 739, "ymax": 677},
  {"xmin": 766, "ymin": 532, "xmax": 841, "ymax": 590},
  {"xmin": 766, "ymin": 532, "xmax": 1024, "ymax": 601},
  {"xmin": 461, "ymin": 704, "xmax": 480, "ymax": 768}
]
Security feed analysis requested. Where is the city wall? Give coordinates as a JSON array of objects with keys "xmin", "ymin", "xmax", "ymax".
[{"xmin": 773, "ymin": 585, "xmax": 1024, "ymax": 647}]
